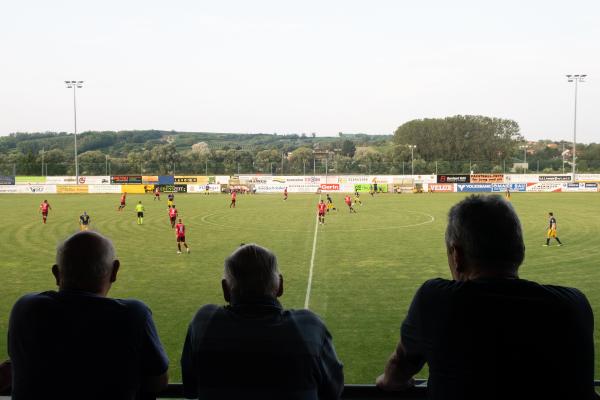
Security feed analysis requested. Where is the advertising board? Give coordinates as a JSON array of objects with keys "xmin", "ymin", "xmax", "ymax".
[
  {"xmin": 0, "ymin": 176, "xmax": 15, "ymax": 185},
  {"xmin": 46, "ymin": 176, "xmax": 77, "ymax": 184},
  {"xmin": 255, "ymin": 184, "xmax": 286, "ymax": 193},
  {"xmin": 438, "ymin": 175, "xmax": 470, "ymax": 183},
  {"xmin": 88, "ymin": 185, "xmax": 122, "ymax": 194},
  {"xmin": 354, "ymin": 183, "xmax": 389, "ymax": 192},
  {"xmin": 158, "ymin": 176, "xmax": 175, "ymax": 185},
  {"xmin": 505, "ymin": 174, "xmax": 541, "ymax": 183},
  {"xmin": 56, "ymin": 185, "xmax": 89, "ymax": 194},
  {"xmin": 187, "ymin": 184, "xmax": 221, "ymax": 193},
  {"xmin": 15, "ymin": 176, "xmax": 47, "ymax": 184},
  {"xmin": 456, "ymin": 184, "xmax": 492, "ymax": 192},
  {"xmin": 428, "ymin": 183, "xmax": 454, "ymax": 192},
  {"xmin": 155, "ymin": 184, "xmax": 187, "ymax": 193},
  {"xmin": 539, "ymin": 175, "xmax": 571, "ymax": 181},
  {"xmin": 0, "ymin": 185, "xmax": 57, "ymax": 194},
  {"xmin": 142, "ymin": 176, "xmax": 159, "ymax": 184},
  {"xmin": 470, "ymin": 174, "xmax": 504, "ymax": 183},
  {"xmin": 576, "ymin": 174, "xmax": 600, "ymax": 182},
  {"xmin": 491, "ymin": 183, "xmax": 527, "ymax": 192},
  {"xmin": 525, "ymin": 182, "xmax": 563, "ymax": 192},
  {"xmin": 175, "ymin": 176, "xmax": 208, "ymax": 184},
  {"xmin": 111, "ymin": 175, "xmax": 143, "ymax": 184},
  {"xmin": 78, "ymin": 176, "xmax": 110, "ymax": 185},
  {"xmin": 120, "ymin": 185, "xmax": 147, "ymax": 194},
  {"xmin": 320, "ymin": 183, "xmax": 340, "ymax": 191},
  {"xmin": 562, "ymin": 183, "xmax": 598, "ymax": 192}
]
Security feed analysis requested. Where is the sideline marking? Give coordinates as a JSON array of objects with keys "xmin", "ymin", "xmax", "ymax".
[{"xmin": 304, "ymin": 195, "xmax": 321, "ymax": 309}]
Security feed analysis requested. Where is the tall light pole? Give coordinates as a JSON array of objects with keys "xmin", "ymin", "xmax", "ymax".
[
  {"xmin": 519, "ymin": 145, "xmax": 528, "ymax": 173},
  {"xmin": 407, "ymin": 145, "xmax": 417, "ymax": 175},
  {"xmin": 65, "ymin": 80, "xmax": 83, "ymax": 184},
  {"xmin": 566, "ymin": 74, "xmax": 586, "ymax": 179}
]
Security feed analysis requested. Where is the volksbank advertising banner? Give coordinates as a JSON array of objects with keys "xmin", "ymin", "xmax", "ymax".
[
  {"xmin": 0, "ymin": 176, "xmax": 15, "ymax": 185},
  {"xmin": 491, "ymin": 183, "xmax": 527, "ymax": 192},
  {"xmin": 456, "ymin": 183, "xmax": 492, "ymax": 192}
]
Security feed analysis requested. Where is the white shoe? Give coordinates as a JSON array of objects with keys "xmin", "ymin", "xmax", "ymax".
[
  {"xmin": 177, "ymin": 251, "xmax": 182, "ymax": 254},
  {"xmin": 186, "ymin": 248, "xmax": 190, "ymax": 253}
]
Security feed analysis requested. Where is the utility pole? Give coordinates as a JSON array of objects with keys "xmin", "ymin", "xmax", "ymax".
[
  {"xmin": 566, "ymin": 74, "xmax": 587, "ymax": 180},
  {"xmin": 65, "ymin": 81, "xmax": 83, "ymax": 184}
]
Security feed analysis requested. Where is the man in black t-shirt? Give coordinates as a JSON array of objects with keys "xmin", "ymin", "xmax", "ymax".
[
  {"xmin": 7, "ymin": 231, "xmax": 169, "ymax": 400},
  {"xmin": 376, "ymin": 195, "xmax": 596, "ymax": 400},
  {"xmin": 79, "ymin": 211, "xmax": 90, "ymax": 231}
]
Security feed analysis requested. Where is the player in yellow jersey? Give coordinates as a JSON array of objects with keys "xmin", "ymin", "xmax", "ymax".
[
  {"xmin": 135, "ymin": 201, "xmax": 145, "ymax": 225},
  {"xmin": 544, "ymin": 212, "xmax": 562, "ymax": 246}
]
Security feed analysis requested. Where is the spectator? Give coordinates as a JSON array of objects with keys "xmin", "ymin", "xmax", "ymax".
[
  {"xmin": 8, "ymin": 231, "xmax": 169, "ymax": 400},
  {"xmin": 181, "ymin": 244, "xmax": 343, "ymax": 400},
  {"xmin": 376, "ymin": 195, "xmax": 596, "ymax": 400}
]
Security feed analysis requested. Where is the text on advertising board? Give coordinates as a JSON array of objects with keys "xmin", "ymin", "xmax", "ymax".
[
  {"xmin": 110, "ymin": 175, "xmax": 142, "ymax": 184},
  {"xmin": 428, "ymin": 184, "xmax": 454, "ymax": 192},
  {"xmin": 538, "ymin": 175, "xmax": 571, "ymax": 181},
  {"xmin": 470, "ymin": 174, "xmax": 504, "ymax": 183},
  {"xmin": 437, "ymin": 175, "xmax": 470, "ymax": 183},
  {"xmin": 320, "ymin": 183, "xmax": 340, "ymax": 191}
]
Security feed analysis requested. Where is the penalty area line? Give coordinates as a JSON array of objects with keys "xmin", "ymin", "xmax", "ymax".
[{"xmin": 304, "ymin": 194, "xmax": 321, "ymax": 309}]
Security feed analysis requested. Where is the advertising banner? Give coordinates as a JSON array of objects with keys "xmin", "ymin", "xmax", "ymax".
[
  {"xmin": 120, "ymin": 185, "xmax": 147, "ymax": 194},
  {"xmin": 0, "ymin": 176, "xmax": 15, "ymax": 185},
  {"xmin": 175, "ymin": 176, "xmax": 208, "ymax": 184},
  {"xmin": 215, "ymin": 176, "xmax": 230, "ymax": 184},
  {"xmin": 456, "ymin": 184, "xmax": 492, "ymax": 192},
  {"xmin": 539, "ymin": 175, "xmax": 572, "ymax": 182},
  {"xmin": 46, "ymin": 176, "xmax": 77, "ymax": 184},
  {"xmin": 0, "ymin": 185, "xmax": 18, "ymax": 193},
  {"xmin": 78, "ymin": 176, "xmax": 110, "ymax": 185},
  {"xmin": 470, "ymin": 174, "xmax": 504, "ymax": 183},
  {"xmin": 576, "ymin": 174, "xmax": 600, "ymax": 182},
  {"xmin": 88, "ymin": 185, "xmax": 122, "ymax": 194},
  {"xmin": 187, "ymin": 184, "xmax": 221, "ymax": 193},
  {"xmin": 111, "ymin": 175, "xmax": 143, "ymax": 184},
  {"xmin": 287, "ymin": 183, "xmax": 320, "ymax": 193},
  {"xmin": 525, "ymin": 182, "xmax": 563, "ymax": 192},
  {"xmin": 338, "ymin": 175, "xmax": 370, "ymax": 184},
  {"xmin": 491, "ymin": 183, "xmax": 527, "ymax": 192},
  {"xmin": 155, "ymin": 184, "xmax": 187, "ymax": 193},
  {"xmin": 255, "ymin": 184, "xmax": 287, "ymax": 193},
  {"xmin": 57, "ymin": 185, "xmax": 89, "ymax": 194},
  {"xmin": 0, "ymin": 185, "xmax": 57, "ymax": 194},
  {"xmin": 563, "ymin": 183, "xmax": 598, "ymax": 192},
  {"xmin": 354, "ymin": 183, "xmax": 389, "ymax": 192},
  {"xmin": 505, "ymin": 174, "xmax": 541, "ymax": 183},
  {"xmin": 15, "ymin": 176, "xmax": 47, "ymax": 184},
  {"xmin": 438, "ymin": 174, "xmax": 470, "ymax": 183},
  {"xmin": 142, "ymin": 175, "xmax": 159, "ymax": 184},
  {"xmin": 585, "ymin": 183, "xmax": 598, "ymax": 189},
  {"xmin": 158, "ymin": 175, "xmax": 175, "ymax": 185},
  {"xmin": 428, "ymin": 183, "xmax": 455, "ymax": 192},
  {"xmin": 320, "ymin": 183, "xmax": 340, "ymax": 191}
]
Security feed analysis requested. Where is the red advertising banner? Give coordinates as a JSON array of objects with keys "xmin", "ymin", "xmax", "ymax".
[
  {"xmin": 320, "ymin": 183, "xmax": 340, "ymax": 191},
  {"xmin": 429, "ymin": 183, "xmax": 454, "ymax": 192}
]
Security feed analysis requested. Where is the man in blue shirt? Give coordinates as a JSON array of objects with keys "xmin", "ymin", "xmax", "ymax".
[
  {"xmin": 181, "ymin": 244, "xmax": 343, "ymax": 400},
  {"xmin": 376, "ymin": 195, "xmax": 596, "ymax": 400},
  {"xmin": 8, "ymin": 231, "xmax": 169, "ymax": 400}
]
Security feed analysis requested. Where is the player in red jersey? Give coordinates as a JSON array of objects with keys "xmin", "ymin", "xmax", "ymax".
[
  {"xmin": 317, "ymin": 199, "xmax": 327, "ymax": 225},
  {"xmin": 39, "ymin": 200, "xmax": 51, "ymax": 224},
  {"xmin": 117, "ymin": 192, "xmax": 127, "ymax": 211},
  {"xmin": 168, "ymin": 205, "xmax": 178, "ymax": 228},
  {"xmin": 345, "ymin": 195, "xmax": 356, "ymax": 213},
  {"xmin": 175, "ymin": 218, "xmax": 190, "ymax": 254},
  {"xmin": 283, "ymin": 187, "xmax": 288, "ymax": 201},
  {"xmin": 154, "ymin": 187, "xmax": 161, "ymax": 201},
  {"xmin": 230, "ymin": 190, "xmax": 237, "ymax": 208}
]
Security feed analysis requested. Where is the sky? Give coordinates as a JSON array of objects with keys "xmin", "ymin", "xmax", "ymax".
[{"xmin": 0, "ymin": 0, "xmax": 598, "ymax": 142}]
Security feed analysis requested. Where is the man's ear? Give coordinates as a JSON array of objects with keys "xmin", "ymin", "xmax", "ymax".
[
  {"xmin": 448, "ymin": 245, "xmax": 467, "ymax": 280},
  {"xmin": 275, "ymin": 274, "xmax": 284, "ymax": 298},
  {"xmin": 221, "ymin": 279, "xmax": 231, "ymax": 303},
  {"xmin": 52, "ymin": 265, "xmax": 60, "ymax": 287},
  {"xmin": 109, "ymin": 260, "xmax": 120, "ymax": 283}
]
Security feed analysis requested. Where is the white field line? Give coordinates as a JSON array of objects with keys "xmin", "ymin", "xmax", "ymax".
[{"xmin": 304, "ymin": 195, "xmax": 322, "ymax": 309}]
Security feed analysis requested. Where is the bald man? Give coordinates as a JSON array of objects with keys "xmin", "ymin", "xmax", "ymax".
[{"xmin": 8, "ymin": 231, "xmax": 169, "ymax": 400}]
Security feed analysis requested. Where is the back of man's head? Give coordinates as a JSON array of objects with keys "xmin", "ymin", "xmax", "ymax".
[
  {"xmin": 445, "ymin": 195, "xmax": 525, "ymax": 273},
  {"xmin": 224, "ymin": 244, "xmax": 280, "ymax": 300},
  {"xmin": 55, "ymin": 231, "xmax": 116, "ymax": 292}
]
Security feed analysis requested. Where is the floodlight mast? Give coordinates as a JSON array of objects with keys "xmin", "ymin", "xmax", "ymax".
[
  {"xmin": 65, "ymin": 80, "xmax": 84, "ymax": 184},
  {"xmin": 565, "ymin": 74, "xmax": 586, "ymax": 180},
  {"xmin": 407, "ymin": 145, "xmax": 417, "ymax": 175}
]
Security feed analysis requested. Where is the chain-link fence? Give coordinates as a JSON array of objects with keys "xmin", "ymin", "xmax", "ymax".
[{"xmin": 1, "ymin": 159, "xmax": 600, "ymax": 176}]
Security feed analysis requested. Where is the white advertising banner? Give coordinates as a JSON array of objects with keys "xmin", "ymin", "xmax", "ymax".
[
  {"xmin": 576, "ymin": 174, "xmax": 600, "ymax": 182},
  {"xmin": 88, "ymin": 184, "xmax": 122, "ymax": 193},
  {"xmin": 187, "ymin": 184, "xmax": 221, "ymax": 193},
  {"xmin": 525, "ymin": 182, "xmax": 563, "ymax": 192},
  {"xmin": 563, "ymin": 183, "xmax": 599, "ymax": 192},
  {"xmin": 505, "ymin": 174, "xmax": 541, "ymax": 183},
  {"xmin": 215, "ymin": 176, "xmax": 230, "ymax": 185},
  {"xmin": 0, "ymin": 185, "xmax": 57, "ymax": 194},
  {"xmin": 78, "ymin": 176, "xmax": 111, "ymax": 185},
  {"xmin": 255, "ymin": 184, "xmax": 287, "ymax": 193},
  {"xmin": 45, "ymin": 176, "xmax": 78, "ymax": 184}
]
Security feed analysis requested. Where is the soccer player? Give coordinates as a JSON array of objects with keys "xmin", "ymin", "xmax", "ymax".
[
  {"xmin": 135, "ymin": 201, "xmax": 145, "ymax": 225},
  {"xmin": 326, "ymin": 193, "xmax": 337, "ymax": 212},
  {"xmin": 230, "ymin": 190, "xmax": 237, "ymax": 208},
  {"xmin": 205, "ymin": 184, "xmax": 210, "ymax": 195},
  {"xmin": 505, "ymin": 186, "xmax": 511, "ymax": 200},
  {"xmin": 175, "ymin": 218, "xmax": 190, "ymax": 254},
  {"xmin": 79, "ymin": 211, "xmax": 90, "ymax": 231},
  {"xmin": 283, "ymin": 187, "xmax": 288, "ymax": 201},
  {"xmin": 167, "ymin": 193, "xmax": 175, "ymax": 208},
  {"xmin": 154, "ymin": 187, "xmax": 161, "ymax": 201},
  {"xmin": 168, "ymin": 205, "xmax": 178, "ymax": 229},
  {"xmin": 345, "ymin": 195, "xmax": 356, "ymax": 213},
  {"xmin": 317, "ymin": 199, "xmax": 327, "ymax": 225},
  {"xmin": 39, "ymin": 200, "xmax": 51, "ymax": 224},
  {"xmin": 117, "ymin": 192, "xmax": 127, "ymax": 211},
  {"xmin": 544, "ymin": 212, "xmax": 563, "ymax": 246},
  {"xmin": 353, "ymin": 192, "xmax": 362, "ymax": 206}
]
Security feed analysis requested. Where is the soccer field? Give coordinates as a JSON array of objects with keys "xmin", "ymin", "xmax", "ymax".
[{"xmin": 0, "ymin": 192, "xmax": 599, "ymax": 383}]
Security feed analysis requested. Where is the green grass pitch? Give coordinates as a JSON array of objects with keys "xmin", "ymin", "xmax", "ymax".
[{"xmin": 0, "ymin": 192, "xmax": 599, "ymax": 383}]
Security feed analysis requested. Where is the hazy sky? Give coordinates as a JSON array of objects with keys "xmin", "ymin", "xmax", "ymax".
[{"xmin": 1, "ymin": 0, "xmax": 598, "ymax": 142}]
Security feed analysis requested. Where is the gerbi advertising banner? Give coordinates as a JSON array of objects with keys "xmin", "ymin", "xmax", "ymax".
[
  {"xmin": 438, "ymin": 174, "xmax": 470, "ymax": 183},
  {"xmin": 456, "ymin": 183, "xmax": 492, "ymax": 192},
  {"xmin": 471, "ymin": 174, "xmax": 504, "ymax": 183},
  {"xmin": 78, "ymin": 176, "xmax": 110, "ymax": 185},
  {"xmin": 491, "ymin": 183, "xmax": 527, "ymax": 192},
  {"xmin": 428, "ymin": 183, "xmax": 454, "ymax": 192},
  {"xmin": 0, "ymin": 176, "xmax": 15, "ymax": 185}
]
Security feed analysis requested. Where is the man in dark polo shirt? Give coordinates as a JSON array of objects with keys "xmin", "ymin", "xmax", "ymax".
[
  {"xmin": 181, "ymin": 244, "xmax": 343, "ymax": 400},
  {"xmin": 376, "ymin": 195, "xmax": 597, "ymax": 400},
  {"xmin": 8, "ymin": 231, "xmax": 169, "ymax": 400}
]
